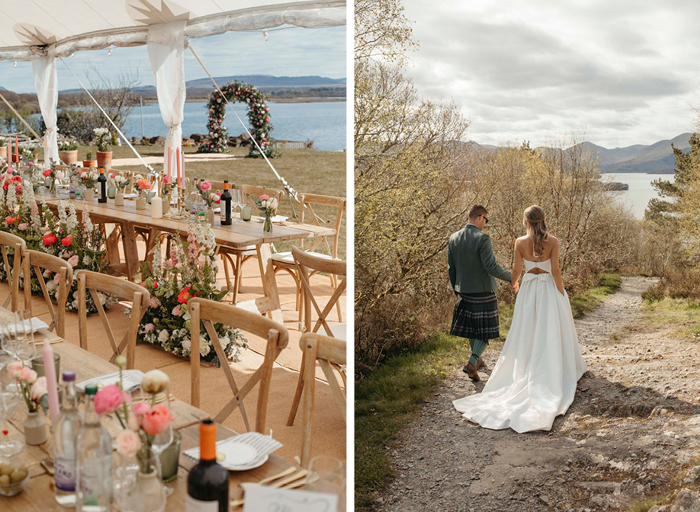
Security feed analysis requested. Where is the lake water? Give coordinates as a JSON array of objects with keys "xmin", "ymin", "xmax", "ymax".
[
  {"xmin": 121, "ymin": 101, "xmax": 346, "ymax": 151},
  {"xmin": 604, "ymin": 172, "xmax": 675, "ymax": 219}
]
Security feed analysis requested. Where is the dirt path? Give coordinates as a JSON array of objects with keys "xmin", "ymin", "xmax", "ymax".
[{"xmin": 376, "ymin": 277, "xmax": 700, "ymax": 511}]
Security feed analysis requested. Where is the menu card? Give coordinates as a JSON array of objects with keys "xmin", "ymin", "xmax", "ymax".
[{"xmin": 243, "ymin": 486, "xmax": 338, "ymax": 512}]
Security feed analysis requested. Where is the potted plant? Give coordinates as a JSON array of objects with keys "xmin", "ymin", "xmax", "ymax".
[
  {"xmin": 83, "ymin": 150, "xmax": 97, "ymax": 168},
  {"xmin": 0, "ymin": 138, "xmax": 6, "ymax": 159},
  {"xmin": 19, "ymin": 146, "xmax": 38, "ymax": 165},
  {"xmin": 93, "ymin": 128, "xmax": 113, "ymax": 169},
  {"xmin": 58, "ymin": 141, "xmax": 79, "ymax": 165}
]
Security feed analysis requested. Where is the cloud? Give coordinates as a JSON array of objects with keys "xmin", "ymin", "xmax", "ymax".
[
  {"xmin": 0, "ymin": 25, "xmax": 345, "ymax": 93},
  {"xmin": 402, "ymin": 0, "xmax": 700, "ymax": 148}
]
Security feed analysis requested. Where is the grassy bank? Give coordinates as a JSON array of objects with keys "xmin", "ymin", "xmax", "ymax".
[{"xmin": 355, "ymin": 273, "xmax": 621, "ymax": 510}]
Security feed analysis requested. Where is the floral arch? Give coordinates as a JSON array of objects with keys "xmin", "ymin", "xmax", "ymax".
[{"xmin": 197, "ymin": 80, "xmax": 275, "ymax": 157}]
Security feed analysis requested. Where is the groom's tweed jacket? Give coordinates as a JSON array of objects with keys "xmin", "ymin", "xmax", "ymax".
[{"xmin": 448, "ymin": 224, "xmax": 512, "ymax": 294}]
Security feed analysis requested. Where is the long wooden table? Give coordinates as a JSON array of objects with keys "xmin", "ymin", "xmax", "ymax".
[
  {"xmin": 43, "ymin": 195, "xmax": 335, "ymax": 324},
  {"xmin": 0, "ymin": 332, "xmax": 339, "ymax": 510}
]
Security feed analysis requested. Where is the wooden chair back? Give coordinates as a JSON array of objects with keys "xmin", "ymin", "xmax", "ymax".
[
  {"xmin": 299, "ymin": 332, "xmax": 347, "ymax": 467},
  {"xmin": 23, "ymin": 250, "xmax": 73, "ymax": 338},
  {"xmin": 298, "ymin": 193, "xmax": 346, "ymax": 258},
  {"xmin": 240, "ymin": 185, "xmax": 285, "ymax": 209},
  {"xmin": 187, "ymin": 297, "xmax": 289, "ymax": 433},
  {"xmin": 0, "ymin": 232, "xmax": 26, "ymax": 311},
  {"xmin": 292, "ymin": 246, "xmax": 347, "ymax": 337},
  {"xmin": 76, "ymin": 270, "xmax": 150, "ymax": 369}
]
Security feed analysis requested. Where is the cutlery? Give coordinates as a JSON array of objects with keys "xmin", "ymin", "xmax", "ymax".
[
  {"xmin": 240, "ymin": 469, "xmax": 308, "ymax": 491},
  {"xmin": 242, "ymin": 466, "xmax": 296, "ymax": 487},
  {"xmin": 230, "ymin": 473, "xmax": 319, "ymax": 508}
]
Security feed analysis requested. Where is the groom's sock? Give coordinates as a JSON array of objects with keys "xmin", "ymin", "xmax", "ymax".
[
  {"xmin": 468, "ymin": 338, "xmax": 475, "ymax": 352},
  {"xmin": 468, "ymin": 339, "xmax": 488, "ymax": 366}
]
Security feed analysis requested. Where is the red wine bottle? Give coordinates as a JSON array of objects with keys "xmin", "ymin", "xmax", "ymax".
[
  {"xmin": 220, "ymin": 181, "xmax": 232, "ymax": 225},
  {"xmin": 97, "ymin": 167, "xmax": 107, "ymax": 203},
  {"xmin": 186, "ymin": 420, "xmax": 228, "ymax": 512}
]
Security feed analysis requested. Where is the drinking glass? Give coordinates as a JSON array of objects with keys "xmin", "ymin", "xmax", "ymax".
[
  {"xmin": 307, "ymin": 456, "xmax": 346, "ymax": 511},
  {"xmin": 148, "ymin": 383, "xmax": 174, "ymax": 495},
  {"xmin": 0, "ymin": 354, "xmax": 24, "ymax": 457},
  {"xmin": 231, "ymin": 190, "xmax": 242, "ymax": 222},
  {"xmin": 11, "ymin": 310, "xmax": 36, "ymax": 364}
]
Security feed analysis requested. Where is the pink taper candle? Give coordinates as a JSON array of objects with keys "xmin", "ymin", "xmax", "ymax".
[
  {"xmin": 176, "ymin": 147, "xmax": 181, "ymax": 187},
  {"xmin": 43, "ymin": 339, "xmax": 60, "ymax": 421},
  {"xmin": 15, "ymin": 136, "xmax": 18, "ymax": 160},
  {"xmin": 167, "ymin": 146, "xmax": 172, "ymax": 181}
]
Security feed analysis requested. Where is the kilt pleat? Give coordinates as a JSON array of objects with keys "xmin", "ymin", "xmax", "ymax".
[{"xmin": 450, "ymin": 292, "xmax": 500, "ymax": 340}]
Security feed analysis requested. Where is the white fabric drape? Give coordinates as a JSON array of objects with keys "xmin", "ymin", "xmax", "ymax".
[
  {"xmin": 31, "ymin": 53, "xmax": 59, "ymax": 165},
  {"xmin": 147, "ymin": 20, "xmax": 187, "ymax": 182}
]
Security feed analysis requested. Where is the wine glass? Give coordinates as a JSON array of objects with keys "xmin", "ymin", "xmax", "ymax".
[
  {"xmin": 0, "ymin": 354, "xmax": 24, "ymax": 457},
  {"xmin": 7, "ymin": 310, "xmax": 36, "ymax": 364},
  {"xmin": 307, "ymin": 456, "xmax": 346, "ymax": 511},
  {"xmin": 231, "ymin": 189, "xmax": 242, "ymax": 222}
]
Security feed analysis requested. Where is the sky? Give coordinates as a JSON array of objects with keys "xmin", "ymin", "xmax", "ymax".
[
  {"xmin": 401, "ymin": 0, "xmax": 700, "ymax": 149},
  {"xmin": 0, "ymin": 25, "xmax": 345, "ymax": 93}
]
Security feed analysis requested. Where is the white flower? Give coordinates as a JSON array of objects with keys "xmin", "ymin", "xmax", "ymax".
[
  {"xmin": 220, "ymin": 336, "xmax": 231, "ymax": 349},
  {"xmin": 83, "ymin": 255, "xmax": 92, "ymax": 265},
  {"xmin": 158, "ymin": 330, "xmax": 170, "ymax": 343},
  {"xmin": 200, "ymin": 343, "xmax": 210, "ymax": 356},
  {"xmin": 181, "ymin": 337, "xmax": 191, "ymax": 352}
]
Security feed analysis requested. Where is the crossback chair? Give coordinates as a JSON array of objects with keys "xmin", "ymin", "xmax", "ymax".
[
  {"xmin": 23, "ymin": 250, "xmax": 73, "ymax": 339},
  {"xmin": 271, "ymin": 193, "xmax": 346, "ymax": 321},
  {"xmin": 76, "ymin": 270, "xmax": 150, "ymax": 369},
  {"xmin": 218, "ymin": 185, "xmax": 286, "ymax": 303},
  {"xmin": 188, "ymin": 297, "xmax": 289, "ymax": 433},
  {"xmin": 298, "ymin": 332, "xmax": 347, "ymax": 468},
  {"xmin": 287, "ymin": 246, "xmax": 347, "ymax": 425},
  {"xmin": 0, "ymin": 232, "xmax": 26, "ymax": 312}
]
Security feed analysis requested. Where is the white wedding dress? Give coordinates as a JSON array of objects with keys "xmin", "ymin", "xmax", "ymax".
[{"xmin": 453, "ymin": 258, "xmax": 587, "ymax": 433}]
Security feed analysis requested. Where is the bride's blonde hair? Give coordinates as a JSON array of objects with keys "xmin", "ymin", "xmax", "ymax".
[{"xmin": 524, "ymin": 205, "xmax": 548, "ymax": 257}]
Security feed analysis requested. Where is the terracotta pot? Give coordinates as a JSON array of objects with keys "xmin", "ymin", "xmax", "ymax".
[
  {"xmin": 24, "ymin": 411, "xmax": 47, "ymax": 445},
  {"xmin": 59, "ymin": 150, "xmax": 78, "ymax": 165},
  {"xmin": 115, "ymin": 191, "xmax": 124, "ymax": 206},
  {"xmin": 96, "ymin": 151, "xmax": 112, "ymax": 169},
  {"xmin": 82, "ymin": 160, "xmax": 97, "ymax": 168},
  {"xmin": 10, "ymin": 154, "xmax": 20, "ymax": 163},
  {"xmin": 0, "ymin": 146, "xmax": 6, "ymax": 159}
]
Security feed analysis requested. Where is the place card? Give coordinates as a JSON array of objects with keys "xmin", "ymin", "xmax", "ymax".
[
  {"xmin": 76, "ymin": 369, "xmax": 144, "ymax": 393},
  {"xmin": 243, "ymin": 485, "xmax": 338, "ymax": 512}
]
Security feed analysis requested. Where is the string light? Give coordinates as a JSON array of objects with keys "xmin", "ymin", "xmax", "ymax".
[{"xmin": 262, "ymin": 30, "xmax": 268, "ymax": 41}]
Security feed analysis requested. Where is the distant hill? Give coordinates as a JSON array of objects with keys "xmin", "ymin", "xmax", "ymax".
[{"xmin": 466, "ymin": 134, "xmax": 694, "ymax": 174}]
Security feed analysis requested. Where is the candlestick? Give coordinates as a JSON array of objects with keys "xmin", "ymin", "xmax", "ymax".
[
  {"xmin": 43, "ymin": 340, "xmax": 60, "ymax": 422},
  {"xmin": 167, "ymin": 146, "xmax": 172, "ymax": 182},
  {"xmin": 176, "ymin": 147, "xmax": 181, "ymax": 187}
]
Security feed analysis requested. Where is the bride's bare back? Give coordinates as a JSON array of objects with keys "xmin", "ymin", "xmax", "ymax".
[{"xmin": 512, "ymin": 235, "xmax": 566, "ymax": 295}]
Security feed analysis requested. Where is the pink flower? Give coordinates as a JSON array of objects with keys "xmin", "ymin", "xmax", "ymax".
[
  {"xmin": 116, "ymin": 430, "xmax": 141, "ymax": 456},
  {"xmin": 144, "ymin": 323, "xmax": 155, "ymax": 332},
  {"xmin": 127, "ymin": 412, "xmax": 141, "ymax": 431},
  {"xmin": 132, "ymin": 402, "xmax": 150, "ymax": 416},
  {"xmin": 163, "ymin": 176, "xmax": 171, "ymax": 184},
  {"xmin": 200, "ymin": 180, "xmax": 212, "ymax": 192},
  {"xmin": 20, "ymin": 367, "xmax": 38, "ymax": 384},
  {"xmin": 30, "ymin": 376, "xmax": 47, "ymax": 401},
  {"xmin": 94, "ymin": 384, "xmax": 131, "ymax": 416},
  {"xmin": 67, "ymin": 255, "xmax": 79, "ymax": 267},
  {"xmin": 80, "ymin": 172, "xmax": 87, "ymax": 179},
  {"xmin": 259, "ymin": 194, "xmax": 269, "ymax": 201},
  {"xmin": 172, "ymin": 305, "xmax": 184, "ymax": 317},
  {"xmin": 42, "ymin": 169, "xmax": 52, "ymax": 177},
  {"xmin": 53, "ymin": 273, "xmax": 61, "ymax": 284},
  {"xmin": 214, "ymin": 194, "xmax": 221, "ymax": 204},
  {"xmin": 18, "ymin": 223, "xmax": 27, "ymax": 230},
  {"xmin": 141, "ymin": 404, "xmax": 173, "ymax": 435},
  {"xmin": 7, "ymin": 361, "xmax": 23, "ymax": 378},
  {"xmin": 149, "ymin": 297, "xmax": 160, "ymax": 309}
]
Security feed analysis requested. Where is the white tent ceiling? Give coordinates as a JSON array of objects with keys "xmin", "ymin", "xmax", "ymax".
[{"xmin": 0, "ymin": 0, "xmax": 345, "ymax": 61}]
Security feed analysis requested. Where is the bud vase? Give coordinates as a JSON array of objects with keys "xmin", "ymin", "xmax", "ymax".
[
  {"xmin": 24, "ymin": 410, "xmax": 47, "ymax": 445},
  {"xmin": 85, "ymin": 188, "xmax": 95, "ymax": 202},
  {"xmin": 120, "ymin": 447, "xmax": 166, "ymax": 512},
  {"xmin": 263, "ymin": 213, "xmax": 273, "ymax": 233},
  {"xmin": 135, "ymin": 196, "xmax": 146, "ymax": 210},
  {"xmin": 207, "ymin": 207, "xmax": 215, "ymax": 225},
  {"xmin": 163, "ymin": 194, "xmax": 170, "ymax": 215},
  {"xmin": 108, "ymin": 186, "xmax": 116, "ymax": 199},
  {"xmin": 115, "ymin": 191, "xmax": 124, "ymax": 206}
]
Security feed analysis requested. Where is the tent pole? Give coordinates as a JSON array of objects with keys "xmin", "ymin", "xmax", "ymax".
[
  {"xmin": 58, "ymin": 57, "xmax": 154, "ymax": 174},
  {"xmin": 0, "ymin": 92, "xmax": 42, "ymax": 140},
  {"xmin": 188, "ymin": 45, "xmax": 299, "ymax": 204}
]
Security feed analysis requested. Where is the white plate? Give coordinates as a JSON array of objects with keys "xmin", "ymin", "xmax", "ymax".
[
  {"xmin": 4, "ymin": 318, "xmax": 49, "ymax": 335},
  {"xmin": 183, "ymin": 432, "xmax": 281, "ymax": 471}
]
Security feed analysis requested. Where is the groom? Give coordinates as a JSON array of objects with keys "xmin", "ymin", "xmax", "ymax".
[{"xmin": 448, "ymin": 205, "xmax": 515, "ymax": 381}]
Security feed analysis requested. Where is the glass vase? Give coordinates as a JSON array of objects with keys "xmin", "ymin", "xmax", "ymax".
[
  {"xmin": 263, "ymin": 212, "xmax": 273, "ymax": 233},
  {"xmin": 23, "ymin": 410, "xmax": 47, "ymax": 445},
  {"xmin": 119, "ymin": 447, "xmax": 166, "ymax": 512}
]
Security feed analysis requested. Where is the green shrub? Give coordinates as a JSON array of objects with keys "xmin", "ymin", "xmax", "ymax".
[{"xmin": 643, "ymin": 270, "xmax": 700, "ymax": 303}]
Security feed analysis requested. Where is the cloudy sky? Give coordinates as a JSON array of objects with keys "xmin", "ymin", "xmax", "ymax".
[
  {"xmin": 0, "ymin": 25, "xmax": 345, "ymax": 93},
  {"xmin": 401, "ymin": 0, "xmax": 700, "ymax": 148}
]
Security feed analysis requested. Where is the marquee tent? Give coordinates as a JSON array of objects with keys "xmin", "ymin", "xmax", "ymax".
[{"xmin": 0, "ymin": 0, "xmax": 345, "ymax": 188}]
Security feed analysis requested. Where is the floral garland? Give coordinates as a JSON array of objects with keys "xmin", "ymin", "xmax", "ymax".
[
  {"xmin": 137, "ymin": 221, "xmax": 248, "ymax": 366},
  {"xmin": 0, "ymin": 169, "xmax": 109, "ymax": 314},
  {"xmin": 197, "ymin": 80, "xmax": 276, "ymax": 158}
]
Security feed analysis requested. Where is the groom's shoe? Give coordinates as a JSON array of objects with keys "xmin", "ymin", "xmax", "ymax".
[
  {"xmin": 477, "ymin": 358, "xmax": 486, "ymax": 370},
  {"xmin": 463, "ymin": 362, "xmax": 480, "ymax": 381}
]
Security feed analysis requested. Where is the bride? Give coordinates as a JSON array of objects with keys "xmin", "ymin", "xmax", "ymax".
[{"xmin": 453, "ymin": 205, "xmax": 587, "ymax": 433}]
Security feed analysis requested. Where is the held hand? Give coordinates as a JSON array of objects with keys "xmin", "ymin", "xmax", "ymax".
[{"xmin": 511, "ymin": 281, "xmax": 519, "ymax": 293}]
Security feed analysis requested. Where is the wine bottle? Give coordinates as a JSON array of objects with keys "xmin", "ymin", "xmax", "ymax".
[
  {"xmin": 186, "ymin": 420, "xmax": 228, "ymax": 512},
  {"xmin": 53, "ymin": 371, "xmax": 83, "ymax": 507},
  {"xmin": 97, "ymin": 168, "xmax": 107, "ymax": 203},
  {"xmin": 220, "ymin": 181, "xmax": 232, "ymax": 225}
]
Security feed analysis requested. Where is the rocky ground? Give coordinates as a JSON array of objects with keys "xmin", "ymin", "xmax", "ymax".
[{"xmin": 376, "ymin": 277, "xmax": 700, "ymax": 512}]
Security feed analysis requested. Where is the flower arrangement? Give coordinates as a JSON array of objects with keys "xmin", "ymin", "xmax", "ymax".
[
  {"xmin": 197, "ymin": 80, "xmax": 277, "ymax": 158},
  {"xmin": 109, "ymin": 172, "xmax": 131, "ymax": 192},
  {"xmin": 7, "ymin": 361, "xmax": 48, "ymax": 413},
  {"xmin": 198, "ymin": 181, "xmax": 220, "ymax": 208},
  {"xmin": 137, "ymin": 221, "xmax": 248, "ymax": 365},
  {"xmin": 58, "ymin": 141, "xmax": 78, "ymax": 151},
  {"xmin": 96, "ymin": 360, "xmax": 173, "ymax": 468},
  {"xmin": 161, "ymin": 175, "xmax": 172, "ymax": 196},
  {"xmin": 80, "ymin": 169, "xmax": 99, "ymax": 189},
  {"xmin": 137, "ymin": 179, "xmax": 152, "ymax": 198},
  {"xmin": 256, "ymin": 194, "xmax": 278, "ymax": 233},
  {"xmin": 93, "ymin": 128, "xmax": 112, "ymax": 153}
]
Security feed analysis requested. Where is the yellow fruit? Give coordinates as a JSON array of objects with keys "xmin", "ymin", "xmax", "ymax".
[
  {"xmin": 0, "ymin": 474, "xmax": 10, "ymax": 485},
  {"xmin": 10, "ymin": 469, "xmax": 27, "ymax": 483},
  {"xmin": 0, "ymin": 464, "xmax": 12, "ymax": 476}
]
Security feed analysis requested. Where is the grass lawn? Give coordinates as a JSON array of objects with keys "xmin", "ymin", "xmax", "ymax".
[{"xmin": 355, "ymin": 273, "xmax": 621, "ymax": 511}]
